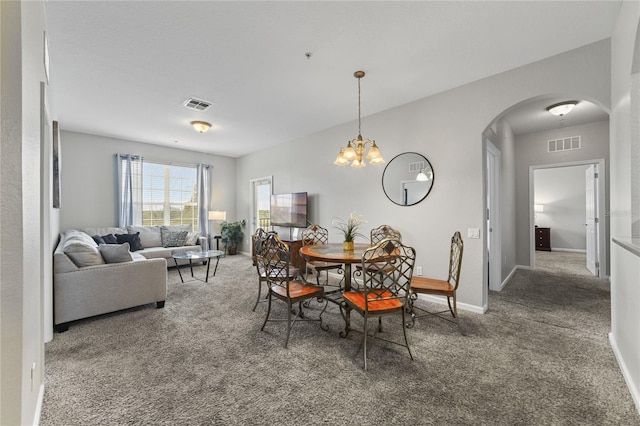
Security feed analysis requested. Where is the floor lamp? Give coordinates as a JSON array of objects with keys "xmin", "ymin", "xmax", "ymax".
[{"xmin": 208, "ymin": 210, "xmax": 226, "ymax": 250}]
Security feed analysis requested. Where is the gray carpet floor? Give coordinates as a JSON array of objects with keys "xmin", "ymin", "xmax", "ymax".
[
  {"xmin": 535, "ymin": 250, "xmax": 593, "ymax": 276},
  {"xmin": 41, "ymin": 255, "xmax": 640, "ymax": 425}
]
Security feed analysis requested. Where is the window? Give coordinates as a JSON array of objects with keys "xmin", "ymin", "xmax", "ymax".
[{"xmin": 142, "ymin": 162, "xmax": 199, "ymax": 229}]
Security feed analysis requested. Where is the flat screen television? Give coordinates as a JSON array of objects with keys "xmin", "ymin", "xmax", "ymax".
[{"xmin": 270, "ymin": 192, "xmax": 307, "ymax": 228}]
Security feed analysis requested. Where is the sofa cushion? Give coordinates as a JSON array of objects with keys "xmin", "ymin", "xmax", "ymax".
[
  {"xmin": 137, "ymin": 247, "xmax": 173, "ymax": 260},
  {"xmin": 161, "ymin": 225, "xmax": 191, "ymax": 246},
  {"xmin": 61, "ymin": 230, "xmax": 105, "ymax": 267},
  {"xmin": 99, "ymin": 243, "xmax": 133, "ymax": 263},
  {"xmin": 115, "ymin": 232, "xmax": 144, "ymax": 251},
  {"xmin": 127, "ymin": 226, "xmax": 162, "ymax": 248},
  {"xmin": 83, "ymin": 227, "xmax": 127, "ymax": 237}
]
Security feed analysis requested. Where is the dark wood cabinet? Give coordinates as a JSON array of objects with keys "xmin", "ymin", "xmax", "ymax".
[
  {"xmin": 280, "ymin": 239, "xmax": 305, "ymax": 271},
  {"xmin": 535, "ymin": 227, "xmax": 551, "ymax": 251}
]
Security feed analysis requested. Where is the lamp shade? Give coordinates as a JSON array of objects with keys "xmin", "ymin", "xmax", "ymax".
[{"xmin": 208, "ymin": 210, "xmax": 226, "ymax": 221}]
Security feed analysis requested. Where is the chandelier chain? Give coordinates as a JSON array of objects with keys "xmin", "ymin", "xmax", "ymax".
[{"xmin": 357, "ymin": 76, "xmax": 362, "ymax": 137}]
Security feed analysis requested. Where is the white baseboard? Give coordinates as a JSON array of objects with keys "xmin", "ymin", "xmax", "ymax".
[
  {"xmin": 550, "ymin": 248, "xmax": 587, "ymax": 253},
  {"xmin": 415, "ymin": 294, "xmax": 486, "ymax": 314},
  {"xmin": 499, "ymin": 265, "xmax": 524, "ymax": 290},
  {"xmin": 609, "ymin": 332, "xmax": 640, "ymax": 414},
  {"xmin": 33, "ymin": 383, "xmax": 44, "ymax": 426}
]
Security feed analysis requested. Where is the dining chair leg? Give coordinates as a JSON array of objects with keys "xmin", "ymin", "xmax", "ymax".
[
  {"xmin": 260, "ymin": 292, "xmax": 272, "ymax": 331},
  {"xmin": 252, "ymin": 280, "xmax": 262, "ymax": 312},
  {"xmin": 363, "ymin": 313, "xmax": 369, "ymax": 371},
  {"xmin": 401, "ymin": 310, "xmax": 414, "ymax": 361},
  {"xmin": 284, "ymin": 300, "xmax": 292, "ymax": 348}
]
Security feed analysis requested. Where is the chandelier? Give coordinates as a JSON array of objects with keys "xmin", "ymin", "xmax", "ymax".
[{"xmin": 334, "ymin": 71, "xmax": 384, "ymax": 168}]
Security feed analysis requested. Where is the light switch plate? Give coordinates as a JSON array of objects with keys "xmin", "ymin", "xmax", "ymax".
[{"xmin": 467, "ymin": 228, "xmax": 480, "ymax": 239}]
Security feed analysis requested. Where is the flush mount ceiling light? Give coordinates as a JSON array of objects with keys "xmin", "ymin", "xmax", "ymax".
[
  {"xmin": 334, "ymin": 71, "xmax": 384, "ymax": 168},
  {"xmin": 546, "ymin": 101, "xmax": 578, "ymax": 117},
  {"xmin": 191, "ymin": 121, "xmax": 211, "ymax": 133}
]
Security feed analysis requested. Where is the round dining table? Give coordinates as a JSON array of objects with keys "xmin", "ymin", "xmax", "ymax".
[{"xmin": 299, "ymin": 242, "xmax": 370, "ymax": 337}]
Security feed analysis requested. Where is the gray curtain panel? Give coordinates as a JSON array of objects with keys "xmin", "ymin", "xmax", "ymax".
[
  {"xmin": 197, "ymin": 164, "xmax": 211, "ymax": 238},
  {"xmin": 116, "ymin": 153, "xmax": 143, "ymax": 227}
]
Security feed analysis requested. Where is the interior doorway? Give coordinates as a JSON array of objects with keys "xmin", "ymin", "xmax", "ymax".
[{"xmin": 529, "ymin": 160, "xmax": 606, "ymax": 278}]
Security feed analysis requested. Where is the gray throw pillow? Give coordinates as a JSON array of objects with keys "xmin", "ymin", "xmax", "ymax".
[
  {"xmin": 163, "ymin": 231, "xmax": 188, "ymax": 247},
  {"xmin": 99, "ymin": 243, "xmax": 133, "ymax": 263}
]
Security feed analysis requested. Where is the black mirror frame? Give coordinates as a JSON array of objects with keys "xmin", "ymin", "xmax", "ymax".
[{"xmin": 381, "ymin": 152, "xmax": 435, "ymax": 206}]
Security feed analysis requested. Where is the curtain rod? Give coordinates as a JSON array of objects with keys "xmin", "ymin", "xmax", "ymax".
[{"xmin": 114, "ymin": 153, "xmax": 211, "ymax": 169}]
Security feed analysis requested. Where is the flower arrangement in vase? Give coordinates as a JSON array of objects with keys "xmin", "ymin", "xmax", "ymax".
[{"xmin": 333, "ymin": 212, "xmax": 367, "ymax": 251}]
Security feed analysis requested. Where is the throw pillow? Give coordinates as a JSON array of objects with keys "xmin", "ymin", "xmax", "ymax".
[
  {"xmin": 185, "ymin": 231, "xmax": 200, "ymax": 246},
  {"xmin": 92, "ymin": 235, "xmax": 106, "ymax": 245},
  {"xmin": 63, "ymin": 231, "xmax": 105, "ymax": 267},
  {"xmin": 115, "ymin": 232, "xmax": 143, "ymax": 251},
  {"xmin": 99, "ymin": 243, "xmax": 133, "ymax": 263},
  {"xmin": 102, "ymin": 234, "xmax": 118, "ymax": 244},
  {"xmin": 163, "ymin": 230, "xmax": 188, "ymax": 247}
]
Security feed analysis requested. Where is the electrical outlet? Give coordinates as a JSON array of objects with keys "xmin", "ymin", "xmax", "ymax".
[{"xmin": 416, "ymin": 266, "xmax": 423, "ymax": 276}]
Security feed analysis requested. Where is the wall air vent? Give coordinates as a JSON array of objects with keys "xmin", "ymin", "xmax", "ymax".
[
  {"xmin": 182, "ymin": 97, "xmax": 212, "ymax": 111},
  {"xmin": 548, "ymin": 136, "xmax": 581, "ymax": 153},
  {"xmin": 408, "ymin": 161, "xmax": 426, "ymax": 172}
]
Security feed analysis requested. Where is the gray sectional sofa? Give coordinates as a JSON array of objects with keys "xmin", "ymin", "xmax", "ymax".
[{"xmin": 53, "ymin": 225, "xmax": 207, "ymax": 332}]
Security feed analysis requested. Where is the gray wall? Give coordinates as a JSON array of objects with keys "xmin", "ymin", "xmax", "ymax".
[
  {"xmin": 514, "ymin": 120, "xmax": 610, "ymax": 266},
  {"xmin": 492, "ymin": 119, "xmax": 518, "ymax": 281},
  {"xmin": 609, "ymin": 1, "xmax": 640, "ymax": 412},
  {"xmin": 534, "ymin": 165, "xmax": 590, "ymax": 250},
  {"xmin": 237, "ymin": 40, "xmax": 611, "ymax": 313},
  {"xmin": 58, "ymin": 131, "xmax": 237, "ymax": 233},
  {"xmin": 0, "ymin": 1, "xmax": 50, "ymax": 424}
]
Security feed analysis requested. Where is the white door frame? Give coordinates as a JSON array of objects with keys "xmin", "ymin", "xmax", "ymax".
[
  {"xmin": 486, "ymin": 141, "xmax": 502, "ymax": 291},
  {"xmin": 248, "ymin": 176, "xmax": 273, "ymax": 236},
  {"xmin": 528, "ymin": 159, "xmax": 607, "ymax": 278}
]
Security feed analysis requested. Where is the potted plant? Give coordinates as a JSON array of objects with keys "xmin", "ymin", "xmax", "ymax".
[
  {"xmin": 332, "ymin": 212, "xmax": 367, "ymax": 251},
  {"xmin": 219, "ymin": 219, "xmax": 246, "ymax": 255}
]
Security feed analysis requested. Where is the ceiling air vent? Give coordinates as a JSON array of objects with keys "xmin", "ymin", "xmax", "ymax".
[
  {"xmin": 182, "ymin": 97, "xmax": 212, "ymax": 111},
  {"xmin": 548, "ymin": 136, "xmax": 581, "ymax": 152}
]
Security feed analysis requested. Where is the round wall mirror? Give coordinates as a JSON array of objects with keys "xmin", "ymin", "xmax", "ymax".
[{"xmin": 382, "ymin": 152, "xmax": 434, "ymax": 206}]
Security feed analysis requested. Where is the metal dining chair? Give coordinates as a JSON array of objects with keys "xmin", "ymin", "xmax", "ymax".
[
  {"xmin": 407, "ymin": 231, "xmax": 463, "ymax": 331},
  {"xmin": 341, "ymin": 237, "xmax": 416, "ymax": 370},
  {"xmin": 353, "ymin": 225, "xmax": 402, "ymax": 286},
  {"xmin": 260, "ymin": 233, "xmax": 327, "ymax": 348},
  {"xmin": 301, "ymin": 224, "xmax": 343, "ymax": 287},
  {"xmin": 251, "ymin": 228, "xmax": 299, "ymax": 311}
]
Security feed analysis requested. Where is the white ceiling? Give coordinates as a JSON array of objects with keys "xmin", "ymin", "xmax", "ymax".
[{"xmin": 45, "ymin": 1, "xmax": 619, "ymax": 158}]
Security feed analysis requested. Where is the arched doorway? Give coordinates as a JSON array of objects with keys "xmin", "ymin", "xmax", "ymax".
[{"xmin": 482, "ymin": 95, "xmax": 610, "ymax": 306}]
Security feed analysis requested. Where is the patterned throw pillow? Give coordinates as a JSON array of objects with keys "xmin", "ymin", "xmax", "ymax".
[
  {"xmin": 185, "ymin": 231, "xmax": 200, "ymax": 246},
  {"xmin": 163, "ymin": 231, "xmax": 188, "ymax": 247}
]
